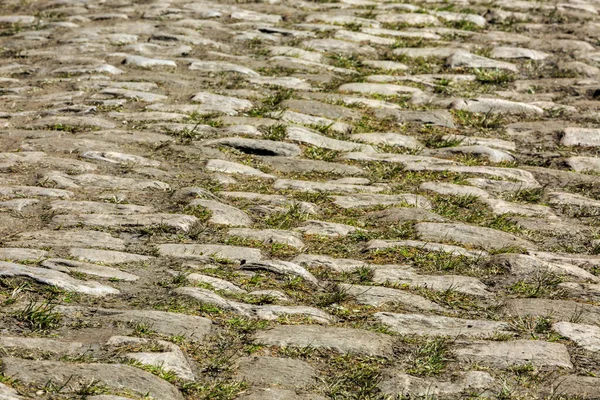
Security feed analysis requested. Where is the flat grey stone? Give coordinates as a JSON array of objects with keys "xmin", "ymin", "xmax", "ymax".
[
  {"xmin": 0, "ymin": 336, "xmax": 85, "ymax": 355},
  {"xmin": 236, "ymin": 388, "xmax": 327, "ymax": 400},
  {"xmin": 282, "ymin": 112, "xmax": 352, "ymax": 135},
  {"xmin": 6, "ymin": 230, "xmax": 125, "ymax": 250},
  {"xmin": 379, "ymin": 371, "xmax": 496, "ymax": 398},
  {"xmin": 59, "ymin": 306, "xmax": 213, "ymax": 340},
  {"xmin": 42, "ymin": 258, "xmax": 138, "ymax": 282},
  {"xmin": 484, "ymin": 198, "xmax": 557, "ymax": 219},
  {"xmin": 566, "ymin": 156, "xmax": 600, "ymax": 173},
  {"xmin": 502, "ymin": 299, "xmax": 600, "ymax": 326},
  {"xmin": 339, "ymin": 83, "xmax": 422, "ymax": 96},
  {"xmin": 203, "ymin": 137, "xmax": 302, "ymax": 157},
  {"xmin": 52, "ymin": 213, "xmax": 198, "ymax": 232},
  {"xmin": 548, "ymin": 191, "xmax": 600, "ymax": 215},
  {"xmin": 553, "ymin": 322, "xmax": 600, "ymax": 352},
  {"xmin": 374, "ymin": 108, "xmax": 456, "ymax": 128},
  {"xmin": 491, "ymin": 254, "xmax": 598, "ymax": 282},
  {"xmin": 175, "ymin": 287, "xmax": 330, "ymax": 323},
  {"xmin": 0, "ymin": 261, "xmax": 119, "ymax": 296},
  {"xmin": 366, "ymin": 240, "xmax": 488, "ymax": 258},
  {"xmin": 561, "ymin": 127, "xmax": 600, "ymax": 147},
  {"xmin": 296, "ymin": 220, "xmax": 358, "ymax": 237},
  {"xmin": 106, "ymin": 336, "xmax": 194, "ymax": 380},
  {"xmin": 206, "ymin": 159, "xmax": 275, "ymax": 179},
  {"xmin": 181, "ymin": 271, "xmax": 244, "ymax": 293},
  {"xmin": 416, "ymin": 222, "xmax": 537, "ymax": 250},
  {"xmin": 242, "ymin": 260, "xmax": 318, "ymax": 285},
  {"xmin": 491, "ymin": 46, "xmax": 548, "ymax": 60},
  {"xmin": 541, "ymin": 375, "xmax": 600, "ymax": 399},
  {"xmin": 39, "ymin": 172, "xmax": 170, "ymax": 191},
  {"xmin": 350, "ymin": 132, "xmax": 422, "ymax": 149},
  {"xmin": 376, "ymin": 13, "xmax": 440, "ymax": 25},
  {"xmin": 189, "ymin": 60, "xmax": 259, "ymax": 76},
  {"xmin": 49, "ymin": 200, "xmax": 154, "ymax": 215},
  {"xmin": 366, "ymin": 208, "xmax": 446, "ymax": 223},
  {"xmin": 286, "ymin": 126, "xmax": 370, "ymax": 152},
  {"xmin": 249, "ymin": 76, "xmax": 313, "ymax": 91},
  {"xmin": 0, "ymin": 186, "xmax": 73, "ymax": 199},
  {"xmin": 81, "ymin": 151, "xmax": 160, "ymax": 167},
  {"xmin": 375, "ymin": 312, "xmax": 509, "ymax": 337},
  {"xmin": 228, "ymin": 228, "xmax": 305, "ymax": 250},
  {"xmin": 189, "ymin": 199, "xmax": 252, "ymax": 226},
  {"xmin": 157, "ymin": 244, "xmax": 262, "ymax": 263},
  {"xmin": 450, "ymin": 98, "xmax": 543, "ymax": 115},
  {"xmin": 0, "ymin": 248, "xmax": 48, "ymax": 261},
  {"xmin": 274, "ymin": 179, "xmax": 386, "ymax": 194},
  {"xmin": 431, "ymin": 145, "xmax": 515, "ymax": 163},
  {"xmin": 191, "ymin": 92, "xmax": 254, "ymax": 115},
  {"xmin": 68, "ymin": 248, "xmax": 154, "ymax": 264},
  {"xmin": 235, "ymin": 356, "xmax": 317, "ymax": 389},
  {"xmin": 2, "ymin": 358, "xmax": 183, "ymax": 400},
  {"xmin": 302, "ymin": 38, "xmax": 376, "ymax": 56},
  {"xmin": 0, "ymin": 382, "xmax": 23, "ymax": 399},
  {"xmin": 259, "ymin": 156, "xmax": 364, "ymax": 175},
  {"xmin": 420, "ymin": 181, "xmax": 490, "ymax": 198},
  {"xmin": 331, "ymin": 194, "xmax": 432, "ymax": 209},
  {"xmin": 341, "ymin": 284, "xmax": 443, "ymax": 311},
  {"xmin": 454, "ymin": 340, "xmax": 573, "ymax": 369},
  {"xmin": 123, "ymin": 55, "xmax": 177, "ymax": 68},
  {"xmin": 443, "ymin": 135, "xmax": 516, "ymax": 151},
  {"xmin": 447, "ymin": 51, "xmax": 518, "ymax": 72},
  {"xmin": 253, "ymin": 325, "xmax": 394, "ymax": 357},
  {"xmin": 372, "ymin": 268, "xmax": 490, "ymax": 297}
]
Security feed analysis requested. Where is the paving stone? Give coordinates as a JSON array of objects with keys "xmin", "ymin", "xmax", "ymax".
[
  {"xmin": 2, "ymin": 358, "xmax": 184, "ymax": 400},
  {"xmin": 447, "ymin": 51, "xmax": 518, "ymax": 72},
  {"xmin": 502, "ymin": 299, "xmax": 600, "ymax": 326},
  {"xmin": 491, "ymin": 46, "xmax": 549, "ymax": 60},
  {"xmin": 274, "ymin": 179, "xmax": 386, "ymax": 194},
  {"xmin": 188, "ymin": 199, "xmax": 252, "ymax": 226},
  {"xmin": 331, "ymin": 194, "xmax": 432, "ymax": 209},
  {"xmin": 68, "ymin": 248, "xmax": 154, "ymax": 264},
  {"xmin": 560, "ymin": 127, "xmax": 600, "ymax": 147},
  {"xmin": 253, "ymin": 325, "xmax": 394, "ymax": 357},
  {"xmin": 339, "ymin": 82, "xmax": 422, "ymax": 96},
  {"xmin": 295, "ymin": 220, "xmax": 358, "ymax": 237},
  {"xmin": 228, "ymin": 228, "xmax": 305, "ymax": 250},
  {"xmin": 450, "ymin": 98, "xmax": 544, "ymax": 115},
  {"xmin": 0, "ymin": 382, "xmax": 23, "ymax": 399},
  {"xmin": 259, "ymin": 156, "xmax": 364, "ymax": 175},
  {"xmin": 350, "ymin": 132, "xmax": 423, "ymax": 149},
  {"xmin": 49, "ymin": 200, "xmax": 154, "ymax": 215},
  {"xmin": 454, "ymin": 340, "xmax": 573, "ymax": 369},
  {"xmin": 191, "ymin": 92, "xmax": 254, "ymax": 115},
  {"xmin": 206, "ymin": 159, "xmax": 275, "ymax": 179},
  {"xmin": 179, "ymin": 271, "xmax": 244, "ymax": 294},
  {"xmin": 189, "ymin": 60, "xmax": 259, "ymax": 76},
  {"xmin": 553, "ymin": 322, "xmax": 600, "ymax": 352},
  {"xmin": 203, "ymin": 137, "xmax": 302, "ymax": 157},
  {"xmin": 235, "ymin": 356, "xmax": 317, "ymax": 389},
  {"xmin": 490, "ymin": 253, "xmax": 598, "ymax": 282},
  {"xmin": 39, "ymin": 172, "xmax": 170, "ymax": 190},
  {"xmin": 236, "ymin": 388, "xmax": 327, "ymax": 400},
  {"xmin": 286, "ymin": 126, "xmax": 370, "ymax": 152},
  {"xmin": 379, "ymin": 370, "xmax": 496, "ymax": 398},
  {"xmin": 175, "ymin": 287, "xmax": 330, "ymax": 323},
  {"xmin": 302, "ymin": 38, "xmax": 376, "ymax": 56},
  {"xmin": 366, "ymin": 239, "xmax": 488, "ymax": 259},
  {"xmin": 0, "ymin": 186, "xmax": 73, "ymax": 199},
  {"xmin": 375, "ymin": 312, "xmax": 509, "ymax": 337},
  {"xmin": 106, "ymin": 336, "xmax": 195, "ymax": 380},
  {"xmin": 340, "ymin": 284, "xmax": 444, "ymax": 311},
  {"xmin": 241, "ymin": 260, "xmax": 318, "ymax": 285},
  {"xmin": 376, "ymin": 13, "xmax": 440, "ymax": 25},
  {"xmin": 42, "ymin": 258, "xmax": 139, "ymax": 282},
  {"xmin": 0, "ymin": 248, "xmax": 48, "ymax": 262},
  {"xmin": 366, "ymin": 208, "xmax": 446, "ymax": 223},
  {"xmin": 0, "ymin": 261, "xmax": 119, "ymax": 296},
  {"xmin": 6, "ymin": 230, "xmax": 125, "ymax": 250},
  {"xmin": 52, "ymin": 213, "xmax": 198, "ymax": 232},
  {"xmin": 420, "ymin": 182, "xmax": 490, "ymax": 198},
  {"xmin": 158, "ymin": 244, "xmax": 262, "ymax": 263},
  {"xmin": 541, "ymin": 375, "xmax": 600, "ymax": 399},
  {"xmin": 431, "ymin": 145, "xmax": 515, "ymax": 163},
  {"xmin": 565, "ymin": 156, "xmax": 600, "ymax": 173},
  {"xmin": 415, "ymin": 222, "xmax": 537, "ymax": 251},
  {"xmin": 372, "ymin": 268, "xmax": 491, "ymax": 297}
]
